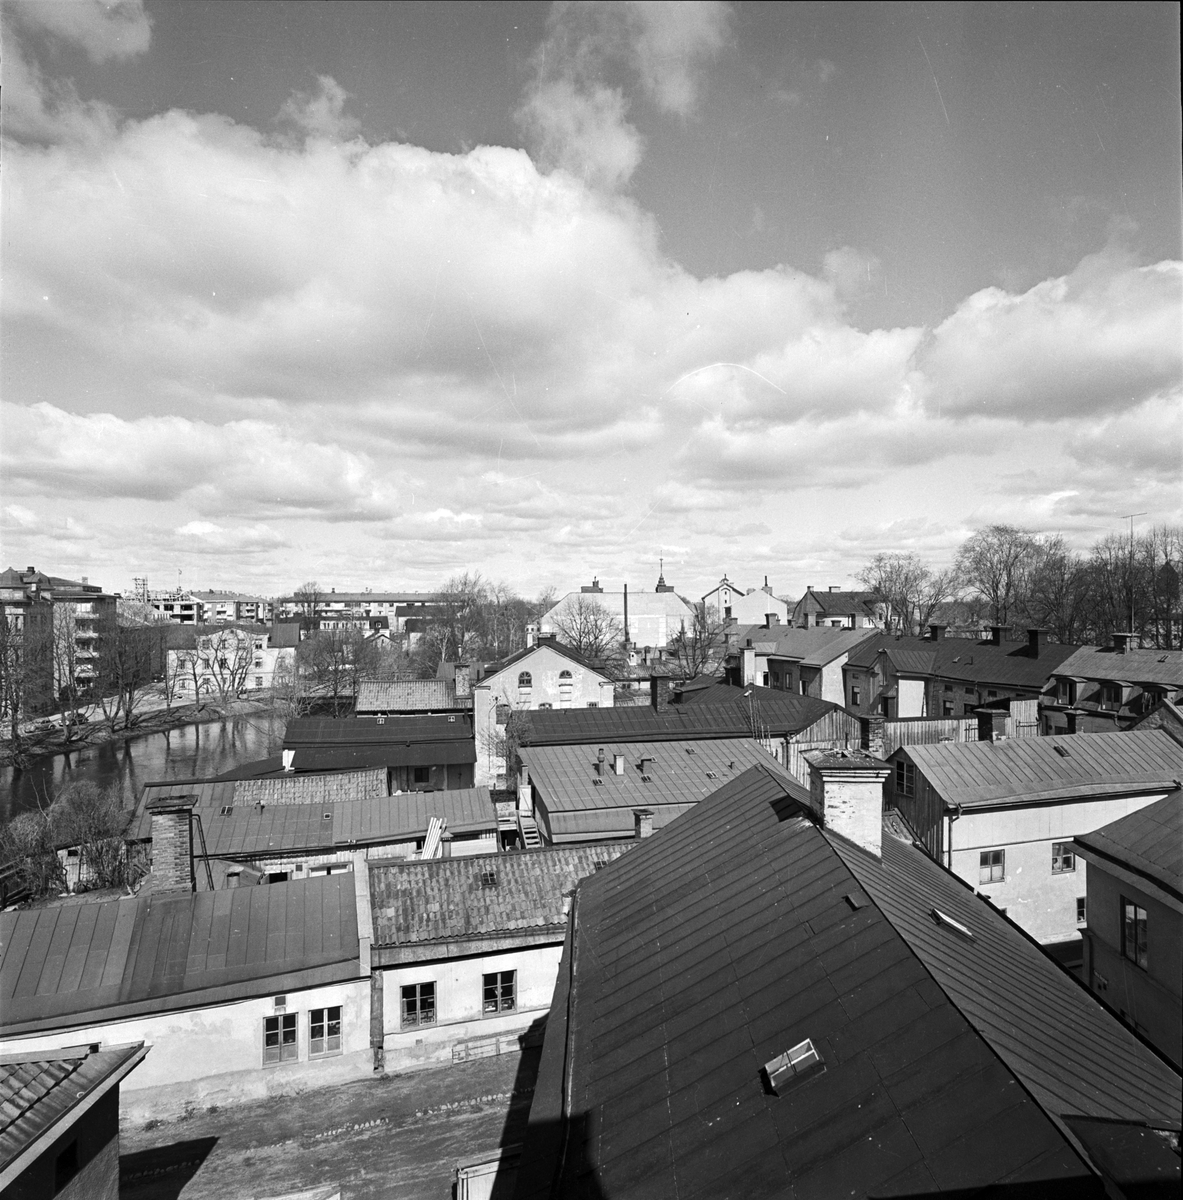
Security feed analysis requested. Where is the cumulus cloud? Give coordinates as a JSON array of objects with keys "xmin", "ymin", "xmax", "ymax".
[
  {"xmin": 278, "ymin": 75, "xmax": 361, "ymax": 142},
  {"xmin": 174, "ymin": 521, "xmax": 289, "ymax": 555},
  {"xmin": 517, "ymin": 1, "xmax": 729, "ymax": 188},
  {"xmin": 8, "ymin": 0, "xmax": 151, "ymax": 63}
]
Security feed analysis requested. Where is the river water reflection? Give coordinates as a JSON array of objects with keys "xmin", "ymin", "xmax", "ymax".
[{"xmin": 0, "ymin": 714, "xmax": 283, "ymax": 822}]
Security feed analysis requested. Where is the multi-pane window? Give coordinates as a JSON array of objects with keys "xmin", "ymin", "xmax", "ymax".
[
  {"xmin": 850, "ymin": 686, "xmax": 861, "ymax": 707},
  {"xmin": 894, "ymin": 760, "xmax": 915, "ymax": 798},
  {"xmin": 264, "ymin": 1013, "xmax": 297, "ymax": 1064},
  {"xmin": 401, "ymin": 982, "xmax": 436, "ymax": 1026},
  {"xmin": 1052, "ymin": 842, "xmax": 1075, "ymax": 873},
  {"xmin": 943, "ymin": 702, "xmax": 954, "ymax": 717},
  {"xmin": 979, "ymin": 849, "xmax": 1005, "ymax": 883},
  {"xmin": 310, "ymin": 1006, "xmax": 342, "ymax": 1056},
  {"xmin": 413, "ymin": 767, "xmax": 430, "ymax": 784},
  {"xmin": 483, "ymin": 970, "xmax": 516, "ymax": 1014},
  {"xmin": 518, "ymin": 671, "xmax": 532, "ymax": 688},
  {"xmin": 1121, "ymin": 898, "xmax": 1148, "ymax": 969},
  {"xmin": 1076, "ymin": 897, "xmax": 1087, "ymax": 925}
]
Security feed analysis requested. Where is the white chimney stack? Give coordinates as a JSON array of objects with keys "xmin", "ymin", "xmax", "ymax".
[
  {"xmin": 801, "ymin": 748, "xmax": 890, "ymax": 858},
  {"xmin": 282, "ymin": 749, "xmax": 295, "ymax": 772}
]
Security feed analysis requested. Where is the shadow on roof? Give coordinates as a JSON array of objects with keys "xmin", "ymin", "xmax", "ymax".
[{"xmin": 120, "ymin": 1136, "xmax": 218, "ymax": 1200}]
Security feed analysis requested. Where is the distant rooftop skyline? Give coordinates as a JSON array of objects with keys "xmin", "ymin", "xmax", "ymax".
[{"xmin": 2, "ymin": 1, "xmax": 1180, "ymax": 598}]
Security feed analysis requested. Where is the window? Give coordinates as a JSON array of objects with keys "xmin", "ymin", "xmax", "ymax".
[
  {"xmin": 310, "ymin": 1006, "xmax": 342, "ymax": 1056},
  {"xmin": 495, "ymin": 703, "xmax": 510, "ymax": 725},
  {"xmin": 943, "ymin": 701, "xmax": 954, "ymax": 716},
  {"xmin": 413, "ymin": 767, "xmax": 430, "ymax": 784},
  {"xmin": 1121, "ymin": 898, "xmax": 1148, "ymax": 969},
  {"xmin": 264, "ymin": 1013, "xmax": 297, "ymax": 1064},
  {"xmin": 894, "ymin": 760, "xmax": 915, "ymax": 797},
  {"xmin": 559, "ymin": 669, "xmax": 573, "ymax": 707},
  {"xmin": 850, "ymin": 686, "xmax": 861, "ymax": 707},
  {"xmin": 255, "ymin": 675, "xmax": 264, "ymax": 688},
  {"xmin": 1052, "ymin": 842, "xmax": 1075, "ymax": 873},
  {"xmin": 1076, "ymin": 897, "xmax": 1087, "ymax": 925},
  {"xmin": 559, "ymin": 669, "xmax": 572, "ymax": 679},
  {"xmin": 401, "ymin": 982, "xmax": 436, "ymax": 1027},
  {"xmin": 987, "ymin": 690, "xmax": 997, "ymax": 699},
  {"xmin": 1100, "ymin": 683, "xmax": 1122, "ymax": 709},
  {"xmin": 979, "ymin": 849, "xmax": 1005, "ymax": 884},
  {"xmin": 538, "ymin": 702, "xmax": 553, "ymax": 709},
  {"xmin": 965, "ymin": 687, "xmax": 974, "ymax": 696},
  {"xmin": 1057, "ymin": 678, "xmax": 1074, "ymax": 704},
  {"xmin": 586, "ymin": 701, "xmax": 598, "ymax": 708},
  {"xmin": 518, "ymin": 671, "xmax": 532, "ymax": 688},
  {"xmin": 483, "ymin": 970, "xmax": 516, "ymax": 1014}
]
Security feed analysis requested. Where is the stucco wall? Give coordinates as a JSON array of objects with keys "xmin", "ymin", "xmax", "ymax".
[
  {"xmin": 2, "ymin": 979, "xmax": 372, "ymax": 1121},
  {"xmin": 378, "ymin": 943, "xmax": 562, "ymax": 1071},
  {"xmin": 897, "ymin": 678, "xmax": 926, "ymax": 718},
  {"xmin": 950, "ymin": 792, "xmax": 1167, "ymax": 945}
]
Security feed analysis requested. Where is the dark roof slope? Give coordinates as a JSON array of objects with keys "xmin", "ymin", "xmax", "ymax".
[
  {"xmin": 368, "ymin": 845, "xmax": 631, "ymax": 953},
  {"xmin": 516, "ymin": 766, "xmax": 1180, "ymax": 1198},
  {"xmin": 846, "ymin": 632, "xmax": 1080, "ymax": 689},
  {"xmin": 0, "ymin": 1043, "xmax": 148, "ymax": 1176},
  {"xmin": 284, "ymin": 714, "xmax": 471, "ymax": 746},
  {"xmin": 1074, "ymin": 790, "xmax": 1183, "ymax": 900},
  {"xmin": 0, "ymin": 874, "xmax": 359, "ymax": 1036}
]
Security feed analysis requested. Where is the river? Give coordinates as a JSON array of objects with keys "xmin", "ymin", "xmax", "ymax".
[{"xmin": 0, "ymin": 714, "xmax": 285, "ymax": 823}]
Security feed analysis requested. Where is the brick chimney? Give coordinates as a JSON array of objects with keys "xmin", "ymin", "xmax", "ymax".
[
  {"xmin": 1027, "ymin": 628, "xmax": 1046, "ymax": 658},
  {"xmin": 147, "ymin": 794, "xmax": 198, "ymax": 894},
  {"xmin": 860, "ymin": 714, "xmax": 886, "ymax": 759},
  {"xmin": 595, "ymin": 747, "xmax": 605, "ymax": 775},
  {"xmin": 928, "ymin": 623, "xmax": 946, "ymax": 641},
  {"xmin": 650, "ymin": 676, "xmax": 670, "ymax": 711},
  {"xmin": 454, "ymin": 662, "xmax": 471, "ymax": 699},
  {"xmin": 633, "ymin": 809, "xmax": 654, "ymax": 839},
  {"xmin": 977, "ymin": 709, "xmax": 1008, "ymax": 742},
  {"xmin": 801, "ymin": 749, "xmax": 890, "ymax": 858},
  {"xmin": 989, "ymin": 625, "xmax": 1007, "ymax": 646},
  {"xmin": 1111, "ymin": 632, "xmax": 1130, "ymax": 655}
]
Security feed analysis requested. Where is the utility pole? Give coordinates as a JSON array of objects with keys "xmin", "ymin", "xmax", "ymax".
[{"xmin": 1120, "ymin": 512, "xmax": 1146, "ymax": 641}]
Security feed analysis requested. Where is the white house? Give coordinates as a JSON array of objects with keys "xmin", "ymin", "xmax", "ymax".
[
  {"xmin": 702, "ymin": 575, "xmax": 790, "ymax": 626},
  {"xmin": 169, "ymin": 624, "xmax": 297, "ymax": 698},
  {"xmin": 539, "ymin": 578, "xmax": 693, "ymax": 652},
  {"xmin": 471, "ymin": 639, "xmax": 615, "ymax": 787}
]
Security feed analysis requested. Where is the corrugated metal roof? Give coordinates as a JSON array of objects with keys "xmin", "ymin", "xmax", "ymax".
[
  {"xmin": 355, "ymin": 678, "xmax": 468, "ymax": 712},
  {"xmin": 515, "ymin": 766, "xmax": 1113, "ymax": 1198},
  {"xmin": 0, "ymin": 875, "xmax": 359, "ymax": 1035},
  {"xmin": 0, "ymin": 1043, "xmax": 147, "ymax": 1172},
  {"xmin": 368, "ymin": 845, "xmax": 631, "ymax": 948},
  {"xmin": 833, "ymin": 826, "xmax": 1181, "ymax": 1134},
  {"xmin": 898, "ymin": 730, "xmax": 1183, "ymax": 808},
  {"xmin": 1074, "ymin": 790, "xmax": 1182, "ymax": 899},
  {"xmin": 520, "ymin": 738, "xmax": 801, "ymax": 815},
  {"xmin": 283, "ymin": 714, "xmax": 471, "ymax": 747},
  {"xmin": 1053, "ymin": 646, "xmax": 1183, "ymax": 687}
]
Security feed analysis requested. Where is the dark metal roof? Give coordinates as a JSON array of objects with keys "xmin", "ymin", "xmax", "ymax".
[
  {"xmin": 673, "ymin": 679, "xmax": 839, "ymax": 728},
  {"xmin": 897, "ymin": 730, "xmax": 1183, "ymax": 808},
  {"xmin": 368, "ymin": 845, "xmax": 631, "ymax": 951},
  {"xmin": 0, "ymin": 1043, "xmax": 148, "ymax": 1174},
  {"xmin": 0, "ymin": 875, "xmax": 359, "ymax": 1036},
  {"xmin": 1053, "ymin": 645, "xmax": 1183, "ymax": 687},
  {"xmin": 1074, "ymin": 790, "xmax": 1183, "ymax": 900},
  {"xmin": 283, "ymin": 714, "xmax": 472, "ymax": 747},
  {"xmin": 516, "ymin": 766, "xmax": 1120, "ymax": 1198}
]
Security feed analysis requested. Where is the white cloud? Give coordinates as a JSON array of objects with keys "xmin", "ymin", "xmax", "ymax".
[
  {"xmin": 278, "ymin": 75, "xmax": 361, "ymax": 142},
  {"xmin": 8, "ymin": 0, "xmax": 151, "ymax": 63}
]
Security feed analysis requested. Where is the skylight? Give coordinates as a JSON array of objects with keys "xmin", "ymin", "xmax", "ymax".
[
  {"xmin": 763, "ymin": 1039, "xmax": 824, "ymax": 1095},
  {"xmin": 480, "ymin": 870, "xmax": 498, "ymax": 889},
  {"xmin": 1054, "ymin": 745, "xmax": 1070, "ymax": 757},
  {"xmin": 220, "ymin": 805, "xmax": 233, "ymax": 816},
  {"xmin": 930, "ymin": 908, "xmax": 974, "ymax": 940}
]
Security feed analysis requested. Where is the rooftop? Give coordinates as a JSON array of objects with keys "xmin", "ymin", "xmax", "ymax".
[
  {"xmin": 284, "ymin": 715, "xmax": 472, "ymax": 747},
  {"xmin": 515, "ymin": 766, "xmax": 1181, "ymax": 1197},
  {"xmin": 1053, "ymin": 644, "xmax": 1183, "ymax": 687},
  {"xmin": 355, "ymin": 678, "xmax": 469, "ymax": 713},
  {"xmin": 673, "ymin": 678, "xmax": 841, "ymax": 729},
  {"xmin": 367, "ymin": 844, "xmax": 631, "ymax": 957},
  {"xmin": 731, "ymin": 624, "xmax": 878, "ymax": 666},
  {"xmin": 896, "ymin": 729, "xmax": 1183, "ymax": 808},
  {"xmin": 0, "ymin": 874, "xmax": 360, "ymax": 1036},
  {"xmin": 1074, "ymin": 789, "xmax": 1182, "ymax": 901}
]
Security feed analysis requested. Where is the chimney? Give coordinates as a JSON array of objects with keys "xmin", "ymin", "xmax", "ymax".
[
  {"xmin": 860, "ymin": 714, "xmax": 886, "ymax": 759},
  {"xmin": 977, "ymin": 709, "xmax": 1008, "ymax": 742},
  {"xmin": 147, "ymin": 794, "xmax": 198, "ymax": 894},
  {"xmin": 282, "ymin": 749, "xmax": 295, "ymax": 772},
  {"xmin": 623, "ymin": 582, "xmax": 629, "ymax": 646},
  {"xmin": 650, "ymin": 675, "xmax": 670, "ymax": 711},
  {"xmin": 1112, "ymin": 632, "xmax": 1129, "ymax": 655},
  {"xmin": 762, "ymin": 576, "xmax": 773, "ymax": 596},
  {"xmin": 454, "ymin": 662, "xmax": 471, "ymax": 699},
  {"xmin": 526, "ymin": 621, "xmax": 539, "ymax": 648},
  {"xmin": 989, "ymin": 624, "xmax": 1006, "ymax": 646},
  {"xmin": 829, "ymin": 585, "xmax": 839, "ymax": 593},
  {"xmin": 440, "ymin": 831, "xmax": 453, "ymax": 859},
  {"xmin": 801, "ymin": 750, "xmax": 890, "ymax": 858},
  {"xmin": 580, "ymin": 577, "xmax": 603, "ymax": 594},
  {"xmin": 596, "ymin": 747, "xmax": 605, "ymax": 775},
  {"xmin": 613, "ymin": 753, "xmax": 625, "ymax": 776},
  {"xmin": 639, "ymin": 755, "xmax": 653, "ymax": 774},
  {"xmin": 633, "ymin": 809, "xmax": 654, "ymax": 840},
  {"xmin": 765, "ymin": 613, "xmax": 778, "ymax": 628},
  {"xmin": 928, "ymin": 623, "xmax": 946, "ymax": 641},
  {"xmin": 1027, "ymin": 628, "xmax": 1046, "ymax": 658}
]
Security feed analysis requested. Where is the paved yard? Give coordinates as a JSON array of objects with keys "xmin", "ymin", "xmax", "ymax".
[{"xmin": 120, "ymin": 1049, "xmax": 539, "ymax": 1200}]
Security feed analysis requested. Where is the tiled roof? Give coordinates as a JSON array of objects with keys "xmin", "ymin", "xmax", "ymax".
[
  {"xmin": 1052, "ymin": 645, "xmax": 1183, "ymax": 687},
  {"xmin": 235, "ymin": 768, "xmax": 388, "ymax": 805},
  {"xmin": 355, "ymin": 678, "xmax": 469, "ymax": 712},
  {"xmin": 0, "ymin": 1043, "xmax": 148, "ymax": 1173},
  {"xmin": 519, "ymin": 738, "xmax": 803, "ymax": 840},
  {"xmin": 897, "ymin": 729, "xmax": 1183, "ymax": 808},
  {"xmin": 0, "ymin": 875, "xmax": 359, "ymax": 1035},
  {"xmin": 516, "ymin": 765, "xmax": 1179, "ymax": 1197},
  {"xmin": 1074, "ymin": 790, "xmax": 1182, "ymax": 899},
  {"xmin": 283, "ymin": 714, "xmax": 472, "ymax": 746},
  {"xmin": 368, "ymin": 844, "xmax": 631, "ymax": 949}
]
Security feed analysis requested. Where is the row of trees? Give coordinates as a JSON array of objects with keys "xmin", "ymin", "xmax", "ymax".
[{"xmin": 858, "ymin": 524, "xmax": 1182, "ymax": 646}]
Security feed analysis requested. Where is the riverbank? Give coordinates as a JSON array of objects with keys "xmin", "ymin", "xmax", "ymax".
[{"xmin": 0, "ymin": 696, "xmax": 276, "ymax": 770}]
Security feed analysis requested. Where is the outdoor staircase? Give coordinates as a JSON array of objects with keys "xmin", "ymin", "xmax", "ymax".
[{"xmin": 517, "ymin": 812, "xmax": 542, "ymax": 849}]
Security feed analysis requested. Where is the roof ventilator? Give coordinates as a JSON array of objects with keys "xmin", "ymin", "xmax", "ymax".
[
  {"xmin": 763, "ymin": 1039, "xmax": 824, "ymax": 1095},
  {"xmin": 220, "ymin": 805, "xmax": 233, "ymax": 816}
]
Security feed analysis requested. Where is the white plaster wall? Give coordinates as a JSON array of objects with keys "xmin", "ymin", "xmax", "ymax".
[
  {"xmin": 0, "ymin": 978, "xmax": 371, "ymax": 1121},
  {"xmin": 379, "ymin": 944, "xmax": 562, "ymax": 1070},
  {"xmin": 729, "ymin": 593, "xmax": 790, "ymax": 625},
  {"xmin": 950, "ymin": 791, "xmax": 1168, "ymax": 944},
  {"xmin": 897, "ymin": 678, "xmax": 926, "ymax": 717},
  {"xmin": 820, "ymin": 654, "xmax": 849, "ymax": 706}
]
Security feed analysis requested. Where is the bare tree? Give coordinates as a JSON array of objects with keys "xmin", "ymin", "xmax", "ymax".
[
  {"xmin": 297, "ymin": 628, "xmax": 383, "ymax": 713},
  {"xmin": 858, "ymin": 553, "xmax": 956, "ymax": 635},
  {"xmin": 550, "ymin": 594, "xmax": 624, "ymax": 664},
  {"xmin": 50, "ymin": 781, "xmax": 139, "ymax": 891},
  {"xmin": 0, "ymin": 610, "xmax": 51, "ymax": 746},
  {"xmin": 955, "ymin": 525, "xmax": 1038, "ymax": 626},
  {"xmin": 292, "ymin": 581, "xmax": 323, "ymax": 631},
  {"xmin": 667, "ymin": 604, "xmax": 728, "ymax": 678},
  {"xmin": 1022, "ymin": 536, "xmax": 1093, "ymax": 644},
  {"xmin": 95, "ymin": 623, "xmax": 158, "ymax": 730}
]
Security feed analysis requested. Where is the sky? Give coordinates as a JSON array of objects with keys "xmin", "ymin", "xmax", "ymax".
[{"xmin": 2, "ymin": 0, "xmax": 1180, "ymax": 602}]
